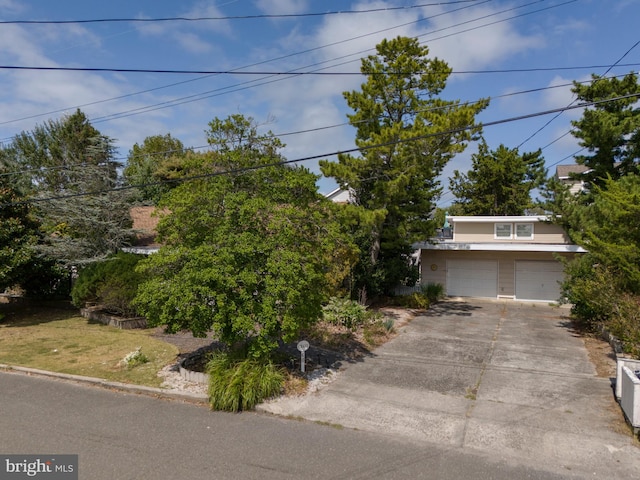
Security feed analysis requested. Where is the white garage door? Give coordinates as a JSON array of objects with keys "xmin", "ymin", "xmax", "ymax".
[
  {"xmin": 446, "ymin": 259, "xmax": 498, "ymax": 298},
  {"xmin": 515, "ymin": 261, "xmax": 564, "ymax": 301}
]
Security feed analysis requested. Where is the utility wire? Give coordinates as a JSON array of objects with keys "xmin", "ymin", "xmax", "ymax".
[
  {"xmin": 0, "ymin": 1, "xmax": 481, "ymax": 24},
  {"xmin": 0, "ymin": 0, "xmax": 573, "ymax": 135},
  {"xmin": 4, "ymin": 92, "xmax": 638, "ymax": 207},
  {"xmin": 76, "ymin": 1, "xmax": 579, "ymax": 125},
  {"xmin": 518, "ymin": 39, "xmax": 640, "ymax": 149},
  {"xmin": 0, "ymin": 71, "xmax": 633, "ymax": 178},
  {"xmin": 0, "ymin": 0, "xmax": 492, "ymax": 132},
  {"xmin": 0, "ymin": 62, "xmax": 637, "ymax": 76},
  {"xmin": 0, "ymin": 0, "xmax": 559, "ymax": 131}
]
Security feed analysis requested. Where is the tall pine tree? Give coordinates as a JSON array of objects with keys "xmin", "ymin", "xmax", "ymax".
[{"xmin": 320, "ymin": 36, "xmax": 488, "ymax": 296}]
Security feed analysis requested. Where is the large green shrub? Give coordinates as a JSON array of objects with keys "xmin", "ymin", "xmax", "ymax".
[
  {"xmin": 207, "ymin": 353, "xmax": 285, "ymax": 412},
  {"xmin": 562, "ymin": 255, "xmax": 640, "ymax": 357},
  {"xmin": 561, "ymin": 255, "xmax": 617, "ymax": 330},
  {"xmin": 71, "ymin": 252, "xmax": 144, "ymax": 316}
]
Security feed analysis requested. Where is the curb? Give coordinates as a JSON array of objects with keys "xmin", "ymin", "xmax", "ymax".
[{"xmin": 0, "ymin": 363, "xmax": 209, "ymax": 406}]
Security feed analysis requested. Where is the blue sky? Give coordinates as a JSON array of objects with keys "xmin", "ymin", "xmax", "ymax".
[{"xmin": 0, "ymin": 0, "xmax": 638, "ymax": 203}]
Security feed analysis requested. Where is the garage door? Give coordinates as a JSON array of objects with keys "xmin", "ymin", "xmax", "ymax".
[
  {"xmin": 446, "ymin": 259, "xmax": 498, "ymax": 298},
  {"xmin": 515, "ymin": 261, "xmax": 564, "ymax": 301}
]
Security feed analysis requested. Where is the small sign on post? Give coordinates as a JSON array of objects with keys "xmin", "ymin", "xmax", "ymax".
[{"xmin": 297, "ymin": 340, "xmax": 310, "ymax": 373}]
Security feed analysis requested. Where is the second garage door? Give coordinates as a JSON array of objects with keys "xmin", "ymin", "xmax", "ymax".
[
  {"xmin": 446, "ymin": 259, "xmax": 498, "ymax": 298},
  {"xmin": 515, "ymin": 260, "xmax": 564, "ymax": 301}
]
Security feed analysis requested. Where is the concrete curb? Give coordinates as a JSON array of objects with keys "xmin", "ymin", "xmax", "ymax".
[{"xmin": 0, "ymin": 363, "xmax": 209, "ymax": 406}]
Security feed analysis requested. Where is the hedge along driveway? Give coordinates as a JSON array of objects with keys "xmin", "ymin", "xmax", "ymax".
[{"xmin": 0, "ymin": 302, "xmax": 178, "ymax": 387}]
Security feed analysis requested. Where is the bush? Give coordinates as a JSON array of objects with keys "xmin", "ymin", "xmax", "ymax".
[
  {"xmin": 562, "ymin": 255, "xmax": 640, "ymax": 357},
  {"xmin": 607, "ymin": 293, "xmax": 640, "ymax": 358},
  {"xmin": 322, "ymin": 297, "xmax": 368, "ymax": 330},
  {"xmin": 422, "ymin": 283, "xmax": 445, "ymax": 303},
  {"xmin": 207, "ymin": 353, "xmax": 285, "ymax": 412},
  {"xmin": 561, "ymin": 255, "xmax": 618, "ymax": 331},
  {"xmin": 71, "ymin": 252, "xmax": 144, "ymax": 317},
  {"xmin": 388, "ymin": 292, "xmax": 430, "ymax": 309}
]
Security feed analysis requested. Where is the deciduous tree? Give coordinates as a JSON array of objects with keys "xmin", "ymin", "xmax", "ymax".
[
  {"xmin": 134, "ymin": 116, "xmax": 356, "ymax": 359},
  {"xmin": 123, "ymin": 133, "xmax": 186, "ymax": 204}
]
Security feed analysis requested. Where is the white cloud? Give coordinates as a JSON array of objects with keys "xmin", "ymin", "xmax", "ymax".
[
  {"xmin": 135, "ymin": 2, "xmax": 233, "ymax": 55},
  {"xmin": 0, "ymin": 0, "xmax": 26, "ymax": 14},
  {"xmin": 422, "ymin": 4, "xmax": 545, "ymax": 71},
  {"xmin": 254, "ymin": 0, "xmax": 309, "ymax": 15}
]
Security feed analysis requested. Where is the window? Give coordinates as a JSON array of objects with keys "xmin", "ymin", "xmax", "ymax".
[
  {"xmin": 515, "ymin": 223, "xmax": 534, "ymax": 239},
  {"xmin": 494, "ymin": 223, "xmax": 512, "ymax": 239}
]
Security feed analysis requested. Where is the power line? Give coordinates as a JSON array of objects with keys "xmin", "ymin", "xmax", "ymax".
[
  {"xmin": 0, "ymin": 0, "xmax": 561, "ymax": 132},
  {"xmin": 0, "ymin": 0, "xmax": 574, "ymax": 137},
  {"xmin": 0, "ymin": 62, "xmax": 637, "ymax": 76},
  {"xmin": 517, "ymin": 39, "xmax": 640, "ymax": 149},
  {"xmin": 71, "ymin": 0, "xmax": 581, "ymax": 125},
  {"xmin": 0, "ymin": 2, "xmax": 481, "ymax": 24},
  {"xmin": 0, "ymin": 0, "xmax": 492, "ymax": 133},
  {"xmin": 0, "ymin": 71, "xmax": 633, "ymax": 179},
  {"xmin": 4, "ymin": 92, "xmax": 638, "ymax": 207}
]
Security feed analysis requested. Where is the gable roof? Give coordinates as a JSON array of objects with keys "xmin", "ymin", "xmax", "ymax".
[{"xmin": 555, "ymin": 164, "xmax": 590, "ymax": 179}]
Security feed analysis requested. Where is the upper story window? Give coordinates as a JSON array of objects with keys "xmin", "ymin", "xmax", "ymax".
[
  {"xmin": 494, "ymin": 222, "xmax": 535, "ymax": 240},
  {"xmin": 515, "ymin": 223, "xmax": 534, "ymax": 239},
  {"xmin": 494, "ymin": 223, "xmax": 512, "ymax": 239}
]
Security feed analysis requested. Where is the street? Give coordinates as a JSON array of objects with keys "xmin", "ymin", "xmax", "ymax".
[{"xmin": 0, "ymin": 372, "xmax": 572, "ymax": 480}]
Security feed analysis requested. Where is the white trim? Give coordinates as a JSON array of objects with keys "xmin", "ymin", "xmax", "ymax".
[
  {"xmin": 122, "ymin": 246, "xmax": 159, "ymax": 255},
  {"xmin": 414, "ymin": 242, "xmax": 587, "ymax": 253},
  {"xmin": 449, "ymin": 215, "xmax": 549, "ymax": 223}
]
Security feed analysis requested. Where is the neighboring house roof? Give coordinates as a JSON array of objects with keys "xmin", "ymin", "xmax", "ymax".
[
  {"xmin": 123, "ymin": 206, "xmax": 164, "ymax": 255},
  {"xmin": 124, "ymin": 187, "xmax": 347, "ymax": 256},
  {"xmin": 325, "ymin": 187, "xmax": 353, "ymax": 204},
  {"xmin": 555, "ymin": 164, "xmax": 590, "ymax": 180},
  {"xmin": 555, "ymin": 164, "xmax": 591, "ymax": 194}
]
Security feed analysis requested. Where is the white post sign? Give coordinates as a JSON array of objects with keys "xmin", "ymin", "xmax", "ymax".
[{"xmin": 297, "ymin": 340, "xmax": 309, "ymax": 373}]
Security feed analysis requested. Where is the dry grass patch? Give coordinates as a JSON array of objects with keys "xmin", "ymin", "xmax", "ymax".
[{"xmin": 0, "ymin": 302, "xmax": 178, "ymax": 387}]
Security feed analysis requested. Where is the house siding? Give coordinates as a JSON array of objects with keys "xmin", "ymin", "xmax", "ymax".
[
  {"xmin": 452, "ymin": 221, "xmax": 569, "ymax": 244},
  {"xmin": 421, "ymin": 250, "xmax": 575, "ymax": 299}
]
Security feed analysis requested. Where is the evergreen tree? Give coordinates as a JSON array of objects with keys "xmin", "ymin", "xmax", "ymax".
[
  {"xmin": 0, "ymin": 178, "xmax": 40, "ymax": 292},
  {"xmin": 571, "ymin": 72, "xmax": 640, "ymax": 187},
  {"xmin": 449, "ymin": 141, "xmax": 545, "ymax": 215},
  {"xmin": 10, "ymin": 110, "xmax": 134, "ymax": 265},
  {"xmin": 320, "ymin": 36, "xmax": 488, "ymax": 296}
]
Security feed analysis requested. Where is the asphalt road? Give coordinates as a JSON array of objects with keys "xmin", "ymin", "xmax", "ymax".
[{"xmin": 0, "ymin": 372, "xmax": 574, "ymax": 480}]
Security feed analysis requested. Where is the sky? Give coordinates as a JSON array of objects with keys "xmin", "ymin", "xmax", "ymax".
[{"xmin": 0, "ymin": 0, "xmax": 638, "ymax": 205}]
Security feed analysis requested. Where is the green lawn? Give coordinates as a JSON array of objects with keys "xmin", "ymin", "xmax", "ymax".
[{"xmin": 0, "ymin": 302, "xmax": 179, "ymax": 388}]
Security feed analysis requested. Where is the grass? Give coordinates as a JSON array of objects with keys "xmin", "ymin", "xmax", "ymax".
[{"xmin": 0, "ymin": 302, "xmax": 178, "ymax": 388}]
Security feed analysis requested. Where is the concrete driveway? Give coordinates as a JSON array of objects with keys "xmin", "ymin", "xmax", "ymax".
[{"xmin": 260, "ymin": 299, "xmax": 640, "ymax": 478}]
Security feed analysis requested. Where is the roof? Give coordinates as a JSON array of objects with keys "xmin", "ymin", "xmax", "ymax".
[
  {"xmin": 556, "ymin": 164, "xmax": 590, "ymax": 179},
  {"xmin": 129, "ymin": 206, "xmax": 165, "ymax": 247},
  {"xmin": 447, "ymin": 215, "xmax": 550, "ymax": 223},
  {"xmin": 414, "ymin": 242, "xmax": 586, "ymax": 253},
  {"xmin": 325, "ymin": 187, "xmax": 352, "ymax": 203}
]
